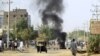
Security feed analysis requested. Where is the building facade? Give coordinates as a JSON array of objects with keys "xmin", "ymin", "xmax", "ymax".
[
  {"xmin": 90, "ymin": 19, "xmax": 100, "ymax": 34},
  {"xmin": 0, "ymin": 11, "xmax": 4, "ymax": 28},
  {"xmin": 3, "ymin": 9, "xmax": 31, "ymax": 29}
]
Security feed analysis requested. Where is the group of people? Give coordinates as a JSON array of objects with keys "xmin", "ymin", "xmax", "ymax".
[
  {"xmin": 35, "ymin": 38, "xmax": 78, "ymax": 56},
  {"xmin": 0, "ymin": 37, "xmax": 82, "ymax": 56},
  {"xmin": 48, "ymin": 40, "xmax": 59, "ymax": 50},
  {"xmin": 0, "ymin": 38, "xmax": 24, "ymax": 52},
  {"xmin": 9, "ymin": 40, "xmax": 24, "ymax": 52}
]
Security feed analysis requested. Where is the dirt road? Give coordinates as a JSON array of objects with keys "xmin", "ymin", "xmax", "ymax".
[{"xmin": 0, "ymin": 47, "xmax": 99, "ymax": 56}]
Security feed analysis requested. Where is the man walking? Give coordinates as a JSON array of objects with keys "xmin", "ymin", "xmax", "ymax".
[{"xmin": 70, "ymin": 39, "xmax": 77, "ymax": 56}]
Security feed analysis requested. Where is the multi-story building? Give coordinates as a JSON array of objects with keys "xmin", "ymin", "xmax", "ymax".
[
  {"xmin": 3, "ymin": 9, "xmax": 31, "ymax": 29},
  {"xmin": 0, "ymin": 11, "xmax": 4, "ymax": 28}
]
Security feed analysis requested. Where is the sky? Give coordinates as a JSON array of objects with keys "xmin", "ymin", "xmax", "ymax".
[{"xmin": 1, "ymin": 0, "xmax": 100, "ymax": 33}]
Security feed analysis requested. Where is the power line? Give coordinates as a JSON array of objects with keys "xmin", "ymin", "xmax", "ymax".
[{"xmin": 91, "ymin": 5, "xmax": 100, "ymax": 20}]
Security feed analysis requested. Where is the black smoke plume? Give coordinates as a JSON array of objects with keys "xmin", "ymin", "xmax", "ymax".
[
  {"xmin": 37, "ymin": 0, "xmax": 63, "ymax": 13},
  {"xmin": 37, "ymin": 0, "xmax": 66, "ymax": 49},
  {"xmin": 37, "ymin": 0, "xmax": 63, "ymax": 31}
]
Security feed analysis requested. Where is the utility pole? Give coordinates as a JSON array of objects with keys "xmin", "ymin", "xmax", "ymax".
[
  {"xmin": 91, "ymin": 5, "xmax": 100, "ymax": 20},
  {"xmin": 83, "ymin": 23, "xmax": 86, "ymax": 42},
  {"xmin": 75, "ymin": 27, "xmax": 78, "ymax": 39},
  {"xmin": 2, "ymin": 0, "xmax": 12, "ymax": 48},
  {"xmin": 77, "ymin": 27, "xmax": 78, "ymax": 39},
  {"xmin": 15, "ymin": 8, "xmax": 17, "ymax": 40},
  {"xmin": 7, "ymin": 0, "xmax": 10, "ymax": 48},
  {"xmin": 85, "ymin": 21, "xmax": 90, "ymax": 42}
]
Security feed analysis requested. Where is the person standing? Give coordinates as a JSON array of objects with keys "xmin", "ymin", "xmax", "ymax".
[
  {"xmin": 14, "ymin": 41, "xmax": 18, "ymax": 50},
  {"xmin": 70, "ymin": 39, "xmax": 77, "ymax": 56},
  {"xmin": 0, "ymin": 38, "xmax": 3, "ymax": 52},
  {"xmin": 18, "ymin": 40, "xmax": 24, "ymax": 52},
  {"xmin": 9, "ymin": 40, "xmax": 14, "ymax": 50}
]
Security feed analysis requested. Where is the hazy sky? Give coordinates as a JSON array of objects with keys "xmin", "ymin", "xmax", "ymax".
[{"xmin": 1, "ymin": 0, "xmax": 100, "ymax": 32}]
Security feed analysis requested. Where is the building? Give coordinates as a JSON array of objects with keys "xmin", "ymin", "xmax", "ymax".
[
  {"xmin": 0, "ymin": 11, "xmax": 4, "ymax": 28},
  {"xmin": 3, "ymin": 9, "xmax": 31, "ymax": 29},
  {"xmin": 28, "ymin": 15, "xmax": 31, "ymax": 27},
  {"xmin": 90, "ymin": 19, "xmax": 100, "ymax": 34},
  {"xmin": 0, "ymin": 15, "xmax": 3, "ymax": 28}
]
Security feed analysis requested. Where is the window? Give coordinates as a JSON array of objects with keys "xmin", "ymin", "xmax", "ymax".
[
  {"xmin": 13, "ymin": 15, "xmax": 16, "ymax": 17},
  {"xmin": 20, "ymin": 15, "xmax": 23, "ymax": 17},
  {"xmin": 24, "ymin": 14, "xmax": 27, "ymax": 17},
  {"xmin": 6, "ymin": 15, "xmax": 8, "ymax": 17}
]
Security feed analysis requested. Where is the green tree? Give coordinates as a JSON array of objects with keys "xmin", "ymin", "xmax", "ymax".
[
  {"xmin": 10, "ymin": 18, "xmax": 35, "ymax": 48},
  {"xmin": 10, "ymin": 18, "xmax": 35, "ymax": 40},
  {"xmin": 38, "ymin": 25, "xmax": 53, "ymax": 40},
  {"xmin": 87, "ymin": 34, "xmax": 100, "ymax": 54},
  {"xmin": 69, "ymin": 30, "xmax": 89, "ymax": 39}
]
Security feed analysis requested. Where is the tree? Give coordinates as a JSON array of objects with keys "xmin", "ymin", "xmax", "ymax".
[
  {"xmin": 87, "ymin": 34, "xmax": 100, "ymax": 54},
  {"xmin": 69, "ymin": 30, "xmax": 89, "ymax": 40},
  {"xmin": 10, "ymin": 18, "xmax": 35, "ymax": 48},
  {"xmin": 38, "ymin": 25, "xmax": 53, "ymax": 40},
  {"xmin": 10, "ymin": 18, "xmax": 35, "ymax": 40}
]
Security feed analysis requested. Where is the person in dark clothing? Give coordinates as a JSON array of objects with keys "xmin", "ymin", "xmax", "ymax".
[
  {"xmin": 36, "ymin": 41, "xmax": 47, "ymax": 53},
  {"xmin": 9, "ymin": 40, "xmax": 14, "ymax": 50},
  {"xmin": 13, "ymin": 41, "xmax": 18, "ymax": 50}
]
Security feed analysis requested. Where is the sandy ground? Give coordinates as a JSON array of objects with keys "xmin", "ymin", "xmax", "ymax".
[
  {"xmin": 0, "ymin": 47, "xmax": 99, "ymax": 56},
  {"xmin": 0, "ymin": 50, "xmax": 83, "ymax": 56}
]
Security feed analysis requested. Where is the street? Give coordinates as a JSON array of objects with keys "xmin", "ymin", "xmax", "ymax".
[
  {"xmin": 0, "ymin": 47, "xmax": 100, "ymax": 56},
  {"xmin": 0, "ymin": 47, "xmax": 91, "ymax": 56}
]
